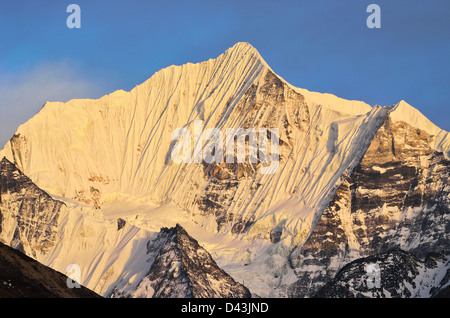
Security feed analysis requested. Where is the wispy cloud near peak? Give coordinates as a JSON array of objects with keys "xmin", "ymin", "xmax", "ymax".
[{"xmin": 0, "ymin": 60, "xmax": 107, "ymax": 147}]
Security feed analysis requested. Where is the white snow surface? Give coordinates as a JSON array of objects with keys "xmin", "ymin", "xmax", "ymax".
[
  {"xmin": 389, "ymin": 100, "xmax": 450, "ymax": 158},
  {"xmin": 0, "ymin": 42, "xmax": 448, "ymax": 297}
]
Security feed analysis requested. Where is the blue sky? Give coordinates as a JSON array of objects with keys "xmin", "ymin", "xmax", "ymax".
[{"xmin": 0, "ymin": 0, "xmax": 449, "ymax": 146}]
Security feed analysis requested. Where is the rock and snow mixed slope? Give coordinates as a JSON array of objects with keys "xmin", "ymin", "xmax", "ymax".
[
  {"xmin": 313, "ymin": 250, "xmax": 450, "ymax": 298},
  {"xmin": 0, "ymin": 157, "xmax": 246, "ymax": 297},
  {"xmin": 0, "ymin": 157, "xmax": 64, "ymax": 258},
  {"xmin": 0, "ymin": 42, "xmax": 449, "ymax": 297},
  {"xmin": 111, "ymin": 224, "xmax": 251, "ymax": 298},
  {"xmin": 287, "ymin": 102, "xmax": 450, "ymax": 297}
]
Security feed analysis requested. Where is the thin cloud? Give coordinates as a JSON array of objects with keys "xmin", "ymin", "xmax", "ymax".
[{"xmin": 0, "ymin": 61, "xmax": 106, "ymax": 147}]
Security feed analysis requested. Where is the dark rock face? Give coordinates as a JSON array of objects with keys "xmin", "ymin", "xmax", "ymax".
[
  {"xmin": 0, "ymin": 157, "xmax": 64, "ymax": 257},
  {"xmin": 287, "ymin": 118, "xmax": 450, "ymax": 297},
  {"xmin": 0, "ymin": 241, "xmax": 101, "ymax": 298},
  {"xmin": 195, "ymin": 70, "xmax": 310, "ymax": 233},
  {"xmin": 117, "ymin": 218, "xmax": 126, "ymax": 230},
  {"xmin": 116, "ymin": 224, "xmax": 251, "ymax": 298},
  {"xmin": 313, "ymin": 250, "xmax": 450, "ymax": 298},
  {"xmin": 432, "ymin": 285, "xmax": 450, "ymax": 298},
  {"xmin": 8, "ymin": 134, "xmax": 28, "ymax": 173}
]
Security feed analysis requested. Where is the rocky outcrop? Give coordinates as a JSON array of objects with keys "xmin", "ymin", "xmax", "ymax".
[
  {"xmin": 313, "ymin": 250, "xmax": 450, "ymax": 298},
  {"xmin": 195, "ymin": 70, "xmax": 310, "ymax": 233},
  {"xmin": 287, "ymin": 117, "xmax": 450, "ymax": 297},
  {"xmin": 112, "ymin": 224, "xmax": 251, "ymax": 298},
  {"xmin": 0, "ymin": 157, "xmax": 64, "ymax": 258}
]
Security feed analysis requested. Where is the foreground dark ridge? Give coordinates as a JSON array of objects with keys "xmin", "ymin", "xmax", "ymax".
[{"xmin": 0, "ymin": 241, "xmax": 101, "ymax": 298}]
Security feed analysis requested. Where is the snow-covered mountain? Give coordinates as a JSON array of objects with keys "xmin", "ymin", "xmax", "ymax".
[{"xmin": 0, "ymin": 42, "xmax": 449, "ymax": 297}]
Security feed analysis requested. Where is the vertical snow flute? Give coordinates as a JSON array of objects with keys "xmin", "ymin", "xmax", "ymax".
[{"xmin": 170, "ymin": 120, "xmax": 279, "ymax": 174}]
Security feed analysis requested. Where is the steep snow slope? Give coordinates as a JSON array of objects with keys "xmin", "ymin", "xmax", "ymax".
[
  {"xmin": 0, "ymin": 42, "xmax": 267, "ymax": 206},
  {"xmin": 0, "ymin": 42, "xmax": 394, "ymax": 248}
]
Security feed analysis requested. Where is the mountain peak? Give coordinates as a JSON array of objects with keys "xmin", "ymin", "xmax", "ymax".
[
  {"xmin": 227, "ymin": 41, "xmax": 258, "ymax": 53},
  {"xmin": 223, "ymin": 41, "xmax": 269, "ymax": 68},
  {"xmin": 387, "ymin": 100, "xmax": 450, "ymax": 158},
  {"xmin": 390, "ymin": 100, "xmax": 443, "ymax": 135},
  {"xmin": 114, "ymin": 224, "xmax": 251, "ymax": 298},
  {"xmin": 229, "ymin": 41, "xmax": 255, "ymax": 49}
]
